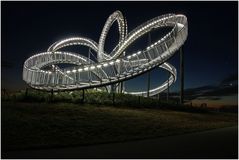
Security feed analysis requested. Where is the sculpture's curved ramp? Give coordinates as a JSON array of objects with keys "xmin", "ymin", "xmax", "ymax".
[{"xmin": 23, "ymin": 11, "xmax": 188, "ymax": 97}]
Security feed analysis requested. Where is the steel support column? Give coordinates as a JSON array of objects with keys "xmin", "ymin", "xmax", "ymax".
[
  {"xmin": 167, "ymin": 74, "xmax": 169, "ymax": 102},
  {"xmin": 147, "ymin": 32, "xmax": 152, "ymax": 98},
  {"xmin": 180, "ymin": 46, "xmax": 184, "ymax": 104},
  {"xmin": 82, "ymin": 89, "xmax": 85, "ymax": 103}
]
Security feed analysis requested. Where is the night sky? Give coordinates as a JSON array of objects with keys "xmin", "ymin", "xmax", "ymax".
[{"xmin": 2, "ymin": 1, "xmax": 238, "ymax": 107}]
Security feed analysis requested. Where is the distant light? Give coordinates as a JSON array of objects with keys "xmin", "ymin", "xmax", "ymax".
[
  {"xmin": 109, "ymin": 61, "xmax": 114, "ymax": 65},
  {"xmin": 78, "ymin": 68, "xmax": 83, "ymax": 72},
  {"xmin": 66, "ymin": 70, "xmax": 71, "ymax": 73},
  {"xmin": 72, "ymin": 69, "xmax": 76, "ymax": 73},
  {"xmin": 90, "ymin": 66, "xmax": 96, "ymax": 70}
]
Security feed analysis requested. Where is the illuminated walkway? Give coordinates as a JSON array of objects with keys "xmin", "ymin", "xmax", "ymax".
[{"xmin": 23, "ymin": 11, "xmax": 188, "ymax": 97}]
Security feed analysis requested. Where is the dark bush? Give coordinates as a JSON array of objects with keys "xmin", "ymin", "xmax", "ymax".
[{"xmin": 1, "ymin": 89, "xmax": 213, "ymax": 113}]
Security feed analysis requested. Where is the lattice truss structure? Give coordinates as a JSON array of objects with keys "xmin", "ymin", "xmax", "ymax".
[{"xmin": 23, "ymin": 11, "xmax": 188, "ymax": 97}]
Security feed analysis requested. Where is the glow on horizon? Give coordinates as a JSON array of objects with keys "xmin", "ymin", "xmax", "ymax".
[{"xmin": 190, "ymin": 95, "xmax": 238, "ymax": 108}]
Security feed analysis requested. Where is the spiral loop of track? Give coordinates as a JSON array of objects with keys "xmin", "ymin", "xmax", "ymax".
[{"xmin": 23, "ymin": 11, "xmax": 188, "ymax": 97}]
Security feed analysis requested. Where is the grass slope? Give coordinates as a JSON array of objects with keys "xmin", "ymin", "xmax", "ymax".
[{"xmin": 2, "ymin": 102, "xmax": 237, "ymax": 151}]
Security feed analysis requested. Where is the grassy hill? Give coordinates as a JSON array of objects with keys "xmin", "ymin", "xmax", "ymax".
[{"xmin": 2, "ymin": 101, "xmax": 237, "ymax": 151}]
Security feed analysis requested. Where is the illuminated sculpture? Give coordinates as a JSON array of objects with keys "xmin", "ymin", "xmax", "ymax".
[{"xmin": 23, "ymin": 11, "xmax": 188, "ymax": 97}]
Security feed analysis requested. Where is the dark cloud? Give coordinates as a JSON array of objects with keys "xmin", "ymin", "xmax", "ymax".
[
  {"xmin": 184, "ymin": 85, "xmax": 216, "ymax": 95},
  {"xmin": 181, "ymin": 75, "xmax": 238, "ymax": 101},
  {"xmin": 196, "ymin": 96, "xmax": 221, "ymax": 101},
  {"xmin": 184, "ymin": 84, "xmax": 237, "ymax": 101}
]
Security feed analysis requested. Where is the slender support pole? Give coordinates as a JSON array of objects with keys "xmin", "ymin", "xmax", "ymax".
[
  {"xmin": 120, "ymin": 82, "xmax": 123, "ymax": 93},
  {"xmin": 25, "ymin": 88, "xmax": 28, "ymax": 97},
  {"xmin": 88, "ymin": 48, "xmax": 91, "ymax": 62},
  {"xmin": 51, "ymin": 89, "xmax": 54, "ymax": 102},
  {"xmin": 167, "ymin": 77, "xmax": 169, "ymax": 102},
  {"xmin": 118, "ymin": 51, "xmax": 125, "ymax": 94},
  {"xmin": 112, "ymin": 85, "xmax": 115, "ymax": 105},
  {"xmin": 88, "ymin": 48, "xmax": 91, "ymax": 84},
  {"xmin": 147, "ymin": 32, "xmax": 152, "ymax": 98},
  {"xmin": 112, "ymin": 92, "xmax": 115, "ymax": 105},
  {"xmin": 158, "ymin": 93, "xmax": 160, "ymax": 104},
  {"xmin": 82, "ymin": 89, "xmax": 85, "ymax": 103},
  {"xmin": 147, "ymin": 69, "xmax": 151, "ymax": 98},
  {"xmin": 180, "ymin": 46, "xmax": 184, "ymax": 104}
]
